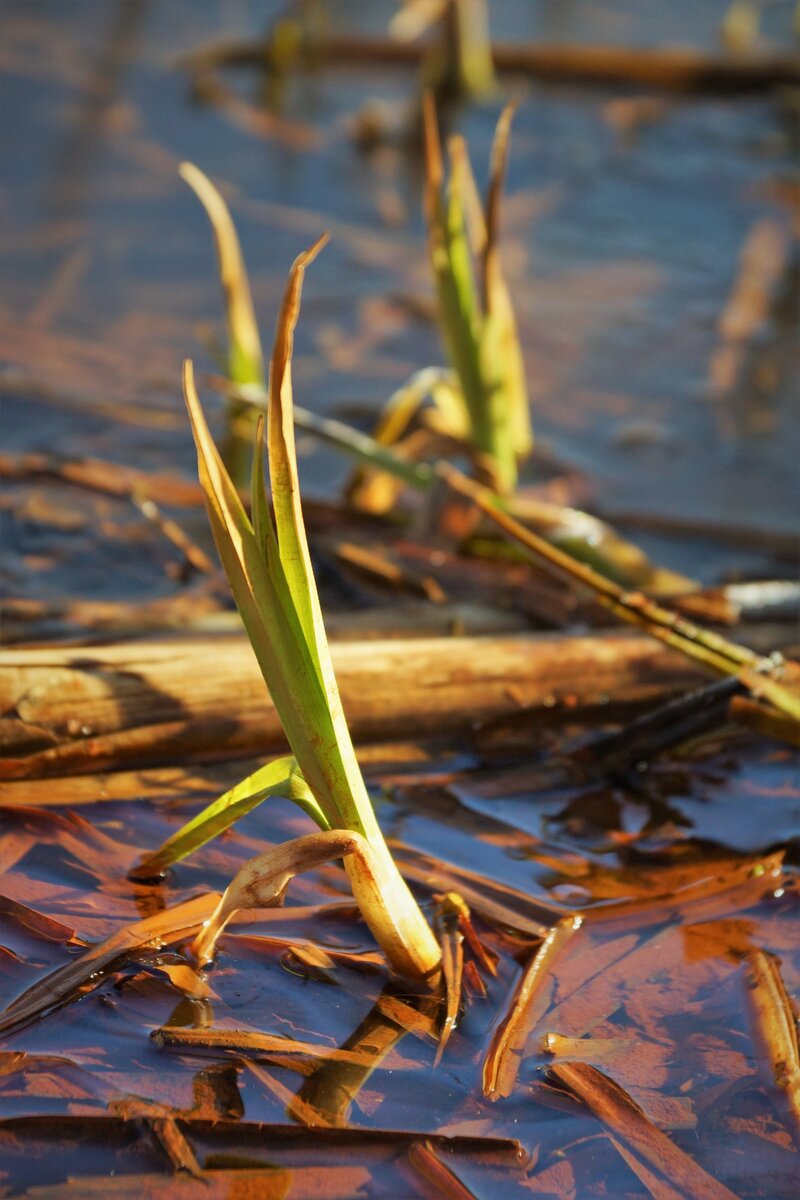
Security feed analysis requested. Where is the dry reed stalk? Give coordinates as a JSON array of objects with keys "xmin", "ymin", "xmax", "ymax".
[
  {"xmin": 0, "ymin": 893, "xmax": 219, "ymax": 1037},
  {"xmin": 186, "ymin": 35, "xmax": 800, "ymax": 92},
  {"xmin": 152, "ymin": 1026, "xmax": 407, "ymax": 1072}
]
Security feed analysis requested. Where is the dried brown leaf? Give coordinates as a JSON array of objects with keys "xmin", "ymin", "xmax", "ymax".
[
  {"xmin": 483, "ymin": 915, "xmax": 583, "ymax": 1099},
  {"xmin": 743, "ymin": 949, "xmax": 800, "ymax": 1134},
  {"xmin": 0, "ymin": 892, "xmax": 219, "ymax": 1036}
]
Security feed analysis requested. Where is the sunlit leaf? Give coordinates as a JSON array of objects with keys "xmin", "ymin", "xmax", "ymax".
[
  {"xmin": 179, "ymin": 162, "xmax": 264, "ymax": 388},
  {"xmin": 178, "ymin": 238, "xmax": 442, "ymax": 980},
  {"xmin": 482, "ymin": 104, "xmax": 533, "ymax": 462},
  {"xmin": 250, "ymin": 414, "xmax": 272, "ymax": 556},
  {"xmin": 133, "ymin": 756, "xmax": 329, "ymax": 878},
  {"xmin": 422, "ymin": 95, "xmax": 530, "ymax": 494},
  {"xmin": 184, "ymin": 359, "xmax": 349, "ymax": 830}
]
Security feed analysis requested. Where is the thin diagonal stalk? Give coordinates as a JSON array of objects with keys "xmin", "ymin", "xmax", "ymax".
[{"xmin": 438, "ymin": 464, "xmax": 800, "ymax": 724}]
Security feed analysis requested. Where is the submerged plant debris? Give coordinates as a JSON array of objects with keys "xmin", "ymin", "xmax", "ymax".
[{"xmin": 1, "ymin": 1, "xmax": 799, "ymax": 1198}]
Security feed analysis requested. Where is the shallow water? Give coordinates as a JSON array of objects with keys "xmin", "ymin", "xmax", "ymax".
[{"xmin": 1, "ymin": 2, "xmax": 799, "ymax": 1197}]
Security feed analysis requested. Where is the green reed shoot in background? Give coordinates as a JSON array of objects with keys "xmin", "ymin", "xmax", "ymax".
[
  {"xmin": 423, "ymin": 94, "xmax": 532, "ymax": 493},
  {"xmin": 180, "ymin": 162, "xmax": 265, "ymax": 488}
]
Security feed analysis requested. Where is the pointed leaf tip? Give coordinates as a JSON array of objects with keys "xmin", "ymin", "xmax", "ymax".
[{"xmin": 179, "ymin": 163, "xmax": 263, "ymax": 388}]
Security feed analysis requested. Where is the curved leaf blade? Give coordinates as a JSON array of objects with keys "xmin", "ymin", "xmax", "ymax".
[
  {"xmin": 133, "ymin": 756, "xmax": 330, "ymax": 877},
  {"xmin": 179, "ymin": 162, "xmax": 264, "ymax": 387}
]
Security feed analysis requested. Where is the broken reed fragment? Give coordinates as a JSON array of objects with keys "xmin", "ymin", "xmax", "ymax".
[
  {"xmin": 108, "ymin": 1098, "xmax": 203, "ymax": 1177},
  {"xmin": 404, "ymin": 1139, "xmax": 484, "ymax": 1200},
  {"xmin": 482, "ymin": 914, "xmax": 583, "ymax": 1100},
  {"xmin": 153, "ymin": 1025, "xmax": 406, "ymax": 1072},
  {"xmin": 743, "ymin": 949, "xmax": 800, "ymax": 1135},
  {"xmin": 433, "ymin": 892, "xmax": 466, "ymax": 1064},
  {"xmin": 548, "ymin": 1062, "xmax": 740, "ymax": 1200},
  {"xmin": 439, "ymin": 463, "xmax": 800, "ymax": 733},
  {"xmin": 579, "ymin": 850, "xmax": 785, "ymax": 931},
  {"xmin": 0, "ymin": 1112, "xmax": 525, "ymax": 1173},
  {"xmin": 244, "ymin": 1058, "xmax": 334, "ymax": 1129},
  {"xmin": 0, "ymin": 893, "xmax": 219, "ymax": 1037}
]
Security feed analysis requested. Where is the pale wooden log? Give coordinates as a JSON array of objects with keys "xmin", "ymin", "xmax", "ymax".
[{"xmin": 0, "ymin": 632, "xmax": 707, "ymax": 779}]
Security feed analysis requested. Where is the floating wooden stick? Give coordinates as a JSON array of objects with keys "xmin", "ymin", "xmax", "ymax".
[
  {"xmin": 185, "ymin": 35, "xmax": 800, "ymax": 93},
  {"xmin": 152, "ymin": 1025, "xmax": 409, "ymax": 1072}
]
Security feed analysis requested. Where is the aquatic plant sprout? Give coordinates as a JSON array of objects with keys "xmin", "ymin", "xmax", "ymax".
[
  {"xmin": 347, "ymin": 98, "xmax": 533, "ymax": 506},
  {"xmin": 422, "ymin": 94, "xmax": 532, "ymax": 493},
  {"xmin": 181, "ymin": 157, "xmax": 680, "ymax": 593},
  {"xmin": 178, "ymin": 160, "xmax": 697, "ymax": 604},
  {"xmin": 138, "ymin": 242, "xmax": 441, "ymax": 981}
]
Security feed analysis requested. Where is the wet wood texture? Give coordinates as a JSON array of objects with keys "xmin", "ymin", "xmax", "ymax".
[{"xmin": 0, "ymin": 631, "xmax": 706, "ymax": 776}]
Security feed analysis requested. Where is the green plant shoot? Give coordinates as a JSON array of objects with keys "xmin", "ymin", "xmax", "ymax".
[
  {"xmin": 140, "ymin": 241, "xmax": 441, "ymax": 981},
  {"xmin": 179, "ymin": 157, "xmax": 686, "ymax": 596},
  {"xmin": 180, "ymin": 161, "xmax": 265, "ymax": 486},
  {"xmin": 423, "ymin": 93, "xmax": 532, "ymax": 494}
]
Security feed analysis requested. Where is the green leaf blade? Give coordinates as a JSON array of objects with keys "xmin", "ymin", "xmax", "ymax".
[
  {"xmin": 133, "ymin": 757, "xmax": 329, "ymax": 877},
  {"xmin": 183, "ymin": 359, "xmax": 379, "ymax": 843},
  {"xmin": 179, "ymin": 162, "xmax": 265, "ymax": 389}
]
